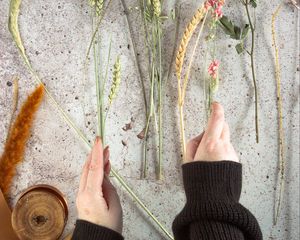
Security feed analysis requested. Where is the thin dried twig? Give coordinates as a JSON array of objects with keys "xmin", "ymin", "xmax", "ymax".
[{"xmin": 271, "ymin": 4, "xmax": 285, "ymax": 225}]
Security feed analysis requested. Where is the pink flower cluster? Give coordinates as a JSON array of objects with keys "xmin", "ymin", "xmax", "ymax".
[
  {"xmin": 205, "ymin": 0, "xmax": 225, "ymax": 19},
  {"xmin": 208, "ymin": 60, "xmax": 220, "ymax": 79}
]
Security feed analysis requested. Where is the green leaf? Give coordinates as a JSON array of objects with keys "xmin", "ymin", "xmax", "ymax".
[
  {"xmin": 235, "ymin": 43, "xmax": 244, "ymax": 54},
  {"xmin": 233, "ymin": 26, "xmax": 241, "ymax": 39},
  {"xmin": 219, "ymin": 16, "xmax": 242, "ymax": 40},
  {"xmin": 241, "ymin": 24, "xmax": 250, "ymax": 39},
  {"xmin": 249, "ymin": 0, "xmax": 257, "ymax": 8}
]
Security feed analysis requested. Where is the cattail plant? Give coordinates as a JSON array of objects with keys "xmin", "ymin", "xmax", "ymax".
[{"xmin": 8, "ymin": 0, "xmax": 173, "ymax": 238}]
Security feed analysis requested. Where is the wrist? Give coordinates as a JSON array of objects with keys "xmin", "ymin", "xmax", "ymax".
[{"xmin": 182, "ymin": 161, "xmax": 242, "ymax": 203}]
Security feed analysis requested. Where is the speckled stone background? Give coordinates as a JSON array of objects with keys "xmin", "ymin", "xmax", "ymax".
[{"xmin": 0, "ymin": 0, "xmax": 299, "ymax": 239}]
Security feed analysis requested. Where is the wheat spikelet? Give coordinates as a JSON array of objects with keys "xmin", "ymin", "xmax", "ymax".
[
  {"xmin": 89, "ymin": 0, "xmax": 104, "ymax": 16},
  {"xmin": 175, "ymin": 4, "xmax": 208, "ymax": 80},
  {"xmin": 108, "ymin": 56, "xmax": 121, "ymax": 105},
  {"xmin": 0, "ymin": 84, "xmax": 44, "ymax": 198},
  {"xmin": 152, "ymin": 0, "xmax": 161, "ymax": 17}
]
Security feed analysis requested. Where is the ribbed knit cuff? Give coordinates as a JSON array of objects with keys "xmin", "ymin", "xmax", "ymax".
[
  {"xmin": 182, "ymin": 161, "xmax": 242, "ymax": 203},
  {"xmin": 72, "ymin": 220, "xmax": 124, "ymax": 240}
]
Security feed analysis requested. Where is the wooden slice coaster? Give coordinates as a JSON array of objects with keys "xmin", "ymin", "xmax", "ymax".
[{"xmin": 12, "ymin": 185, "xmax": 68, "ymax": 240}]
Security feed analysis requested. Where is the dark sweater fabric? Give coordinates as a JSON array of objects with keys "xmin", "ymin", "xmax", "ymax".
[
  {"xmin": 72, "ymin": 161, "xmax": 263, "ymax": 240},
  {"xmin": 172, "ymin": 161, "xmax": 263, "ymax": 240},
  {"xmin": 72, "ymin": 220, "xmax": 124, "ymax": 240}
]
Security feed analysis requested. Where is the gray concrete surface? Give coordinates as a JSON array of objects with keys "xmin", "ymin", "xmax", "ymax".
[{"xmin": 0, "ymin": 0, "xmax": 299, "ymax": 239}]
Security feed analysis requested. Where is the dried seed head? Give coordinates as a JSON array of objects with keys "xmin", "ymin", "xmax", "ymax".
[
  {"xmin": 152, "ymin": 0, "xmax": 161, "ymax": 17},
  {"xmin": 108, "ymin": 56, "xmax": 121, "ymax": 105},
  {"xmin": 89, "ymin": 0, "xmax": 104, "ymax": 17},
  {"xmin": 175, "ymin": 5, "xmax": 209, "ymax": 80}
]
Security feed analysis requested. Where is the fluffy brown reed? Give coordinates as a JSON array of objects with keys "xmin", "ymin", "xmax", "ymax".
[{"xmin": 0, "ymin": 84, "xmax": 44, "ymax": 198}]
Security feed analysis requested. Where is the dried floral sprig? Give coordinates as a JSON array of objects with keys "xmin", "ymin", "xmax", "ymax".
[
  {"xmin": 0, "ymin": 85, "xmax": 44, "ymax": 199},
  {"xmin": 175, "ymin": 6, "xmax": 207, "ymax": 80},
  {"xmin": 271, "ymin": 4, "xmax": 285, "ymax": 226},
  {"xmin": 8, "ymin": 1, "xmax": 172, "ymax": 238},
  {"xmin": 108, "ymin": 56, "xmax": 121, "ymax": 105},
  {"xmin": 204, "ymin": 1, "xmax": 224, "ymax": 118},
  {"xmin": 219, "ymin": 0, "xmax": 259, "ymax": 143},
  {"xmin": 176, "ymin": 3, "xmax": 210, "ymax": 162}
]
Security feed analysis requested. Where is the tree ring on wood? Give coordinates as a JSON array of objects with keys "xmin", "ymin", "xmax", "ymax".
[{"xmin": 11, "ymin": 184, "xmax": 68, "ymax": 240}]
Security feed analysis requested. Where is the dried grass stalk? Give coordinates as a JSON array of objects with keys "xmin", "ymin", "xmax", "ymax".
[
  {"xmin": 0, "ymin": 85, "xmax": 44, "ymax": 198},
  {"xmin": 271, "ymin": 4, "xmax": 285, "ymax": 225},
  {"xmin": 176, "ymin": 4, "xmax": 209, "ymax": 162},
  {"xmin": 175, "ymin": 4, "xmax": 207, "ymax": 80}
]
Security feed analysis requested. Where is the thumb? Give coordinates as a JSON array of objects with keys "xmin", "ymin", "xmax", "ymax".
[
  {"xmin": 102, "ymin": 176, "xmax": 121, "ymax": 215},
  {"xmin": 186, "ymin": 132, "xmax": 204, "ymax": 162}
]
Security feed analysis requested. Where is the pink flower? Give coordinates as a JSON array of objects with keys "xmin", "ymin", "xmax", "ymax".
[
  {"xmin": 214, "ymin": 4, "xmax": 223, "ymax": 18},
  {"xmin": 208, "ymin": 60, "xmax": 220, "ymax": 79},
  {"xmin": 205, "ymin": 0, "xmax": 225, "ymax": 8},
  {"xmin": 204, "ymin": 0, "xmax": 225, "ymax": 19}
]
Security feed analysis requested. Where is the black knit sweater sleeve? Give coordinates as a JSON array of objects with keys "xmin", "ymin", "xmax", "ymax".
[
  {"xmin": 172, "ymin": 161, "xmax": 263, "ymax": 240},
  {"xmin": 72, "ymin": 220, "xmax": 124, "ymax": 240}
]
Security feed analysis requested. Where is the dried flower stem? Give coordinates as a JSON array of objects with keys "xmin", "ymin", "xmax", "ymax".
[
  {"xmin": 244, "ymin": 0, "xmax": 259, "ymax": 143},
  {"xmin": 271, "ymin": 4, "xmax": 285, "ymax": 225},
  {"xmin": 176, "ymin": 4, "xmax": 208, "ymax": 162}
]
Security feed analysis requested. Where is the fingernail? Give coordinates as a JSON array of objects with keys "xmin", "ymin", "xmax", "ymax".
[{"xmin": 95, "ymin": 136, "xmax": 101, "ymax": 143}]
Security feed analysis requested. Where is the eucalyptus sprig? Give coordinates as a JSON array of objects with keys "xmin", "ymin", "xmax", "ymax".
[{"xmin": 219, "ymin": 0, "xmax": 259, "ymax": 143}]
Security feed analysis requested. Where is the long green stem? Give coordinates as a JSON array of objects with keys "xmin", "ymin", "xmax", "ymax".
[
  {"xmin": 19, "ymin": 60, "xmax": 174, "ymax": 240},
  {"xmin": 120, "ymin": 0, "xmax": 148, "ymax": 116},
  {"xmin": 157, "ymin": 18, "xmax": 163, "ymax": 180},
  {"xmin": 94, "ymin": 34, "xmax": 102, "ymax": 137},
  {"xmin": 84, "ymin": 0, "xmax": 113, "ymax": 71},
  {"xmin": 143, "ymin": 63, "xmax": 155, "ymax": 178},
  {"xmin": 245, "ymin": 0, "xmax": 259, "ymax": 143}
]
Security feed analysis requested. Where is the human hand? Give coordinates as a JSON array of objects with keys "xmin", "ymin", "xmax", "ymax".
[
  {"xmin": 76, "ymin": 137, "xmax": 123, "ymax": 234},
  {"xmin": 186, "ymin": 102, "xmax": 239, "ymax": 163}
]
